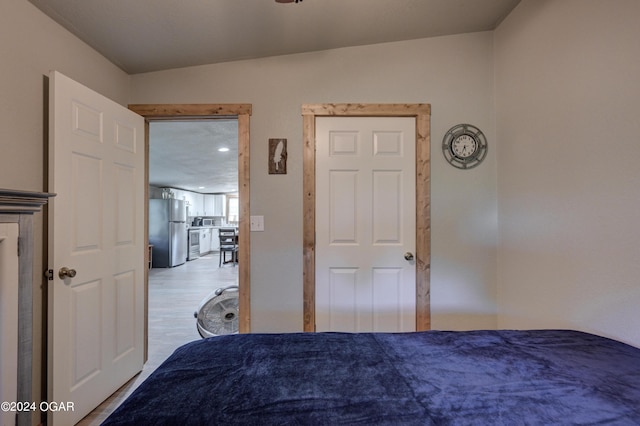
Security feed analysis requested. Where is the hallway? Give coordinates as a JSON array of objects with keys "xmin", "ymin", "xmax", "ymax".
[{"xmin": 77, "ymin": 254, "xmax": 238, "ymax": 425}]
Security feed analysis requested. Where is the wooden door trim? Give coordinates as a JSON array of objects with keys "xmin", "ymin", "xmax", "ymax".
[
  {"xmin": 302, "ymin": 103, "xmax": 431, "ymax": 332},
  {"xmin": 129, "ymin": 104, "xmax": 252, "ymax": 334}
]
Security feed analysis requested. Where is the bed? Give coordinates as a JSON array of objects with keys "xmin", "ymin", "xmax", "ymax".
[{"xmin": 102, "ymin": 329, "xmax": 640, "ymax": 425}]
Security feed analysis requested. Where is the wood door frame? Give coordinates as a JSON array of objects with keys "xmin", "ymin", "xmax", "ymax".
[
  {"xmin": 128, "ymin": 104, "xmax": 252, "ymax": 339},
  {"xmin": 302, "ymin": 103, "xmax": 431, "ymax": 332}
]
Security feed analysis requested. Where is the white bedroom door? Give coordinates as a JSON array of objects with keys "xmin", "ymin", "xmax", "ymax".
[
  {"xmin": 315, "ymin": 116, "xmax": 416, "ymax": 332},
  {"xmin": 48, "ymin": 71, "xmax": 145, "ymax": 425}
]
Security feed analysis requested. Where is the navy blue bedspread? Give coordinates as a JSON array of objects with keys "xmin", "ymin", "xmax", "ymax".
[{"xmin": 103, "ymin": 330, "xmax": 640, "ymax": 425}]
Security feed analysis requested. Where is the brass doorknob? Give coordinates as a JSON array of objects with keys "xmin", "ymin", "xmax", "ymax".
[
  {"xmin": 404, "ymin": 252, "xmax": 414, "ymax": 261},
  {"xmin": 58, "ymin": 267, "xmax": 77, "ymax": 279}
]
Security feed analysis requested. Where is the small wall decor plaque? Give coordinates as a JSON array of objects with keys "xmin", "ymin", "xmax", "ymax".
[{"xmin": 269, "ymin": 138, "xmax": 287, "ymax": 174}]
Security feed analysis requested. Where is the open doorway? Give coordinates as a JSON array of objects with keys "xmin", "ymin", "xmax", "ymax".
[
  {"xmin": 146, "ymin": 118, "xmax": 240, "ymax": 364},
  {"xmin": 128, "ymin": 103, "xmax": 252, "ymax": 357}
]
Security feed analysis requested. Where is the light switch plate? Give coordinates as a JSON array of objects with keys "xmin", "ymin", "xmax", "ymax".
[{"xmin": 250, "ymin": 215, "xmax": 264, "ymax": 231}]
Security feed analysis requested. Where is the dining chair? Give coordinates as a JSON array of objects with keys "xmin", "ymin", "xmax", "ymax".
[{"xmin": 218, "ymin": 227, "xmax": 238, "ymax": 267}]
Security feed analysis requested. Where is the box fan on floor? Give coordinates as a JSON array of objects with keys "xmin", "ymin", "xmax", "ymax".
[{"xmin": 194, "ymin": 285, "xmax": 239, "ymax": 337}]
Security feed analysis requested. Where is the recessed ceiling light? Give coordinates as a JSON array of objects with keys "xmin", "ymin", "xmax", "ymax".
[
  {"xmin": 218, "ymin": 147, "xmax": 229, "ymax": 152},
  {"xmin": 198, "ymin": 186, "xmax": 205, "ymax": 189}
]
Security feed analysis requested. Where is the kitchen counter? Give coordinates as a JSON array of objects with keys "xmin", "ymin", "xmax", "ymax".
[
  {"xmin": 189, "ymin": 225, "xmax": 235, "ymax": 230},
  {"xmin": 190, "ymin": 226, "xmax": 237, "ymax": 256}
]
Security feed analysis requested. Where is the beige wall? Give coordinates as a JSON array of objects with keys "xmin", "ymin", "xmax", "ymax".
[
  {"xmin": 130, "ymin": 32, "xmax": 499, "ymax": 332},
  {"xmin": 495, "ymin": 0, "xmax": 640, "ymax": 347},
  {"xmin": 0, "ymin": 0, "xmax": 131, "ymax": 419}
]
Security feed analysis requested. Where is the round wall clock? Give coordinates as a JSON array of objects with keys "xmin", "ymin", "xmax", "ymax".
[{"xmin": 442, "ymin": 124, "xmax": 488, "ymax": 169}]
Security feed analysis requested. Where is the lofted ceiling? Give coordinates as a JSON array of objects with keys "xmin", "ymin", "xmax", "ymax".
[
  {"xmin": 28, "ymin": 0, "xmax": 520, "ymax": 194},
  {"xmin": 28, "ymin": 0, "xmax": 520, "ymax": 74}
]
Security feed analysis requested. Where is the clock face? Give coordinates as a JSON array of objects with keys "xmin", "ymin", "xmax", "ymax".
[
  {"xmin": 442, "ymin": 124, "xmax": 487, "ymax": 169},
  {"xmin": 451, "ymin": 134, "xmax": 478, "ymax": 159}
]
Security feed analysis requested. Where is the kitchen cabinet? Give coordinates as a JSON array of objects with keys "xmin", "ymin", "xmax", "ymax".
[
  {"xmin": 172, "ymin": 188, "xmax": 185, "ymax": 201},
  {"xmin": 181, "ymin": 190, "xmax": 193, "ymax": 214},
  {"xmin": 199, "ymin": 228, "xmax": 215, "ymax": 254},
  {"xmin": 183, "ymin": 191, "xmax": 203, "ymax": 216},
  {"xmin": 182, "ymin": 190, "xmax": 192, "ymax": 213},
  {"xmin": 193, "ymin": 193, "xmax": 205, "ymax": 216},
  {"xmin": 210, "ymin": 228, "xmax": 220, "ymax": 251},
  {"xmin": 160, "ymin": 188, "xmax": 210, "ymax": 216},
  {"xmin": 199, "ymin": 229, "xmax": 208, "ymax": 255},
  {"xmin": 213, "ymin": 194, "xmax": 226, "ymax": 216},
  {"xmin": 203, "ymin": 195, "xmax": 215, "ymax": 216},
  {"xmin": 207, "ymin": 228, "xmax": 213, "ymax": 252},
  {"xmin": 203, "ymin": 194, "xmax": 226, "ymax": 216}
]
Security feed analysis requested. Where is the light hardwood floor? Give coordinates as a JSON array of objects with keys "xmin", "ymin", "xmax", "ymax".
[{"xmin": 76, "ymin": 253, "xmax": 238, "ymax": 425}]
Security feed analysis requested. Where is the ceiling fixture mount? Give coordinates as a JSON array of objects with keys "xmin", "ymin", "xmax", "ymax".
[{"xmin": 276, "ymin": 0, "xmax": 302, "ymax": 3}]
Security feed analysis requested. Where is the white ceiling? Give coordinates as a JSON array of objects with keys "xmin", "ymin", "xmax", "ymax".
[
  {"xmin": 29, "ymin": 0, "xmax": 520, "ymax": 194},
  {"xmin": 149, "ymin": 120, "xmax": 239, "ymax": 194}
]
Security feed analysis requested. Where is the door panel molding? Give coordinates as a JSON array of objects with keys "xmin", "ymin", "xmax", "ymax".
[
  {"xmin": 49, "ymin": 71, "xmax": 146, "ymax": 424},
  {"xmin": 128, "ymin": 104, "xmax": 252, "ymax": 334},
  {"xmin": 302, "ymin": 103, "xmax": 431, "ymax": 332}
]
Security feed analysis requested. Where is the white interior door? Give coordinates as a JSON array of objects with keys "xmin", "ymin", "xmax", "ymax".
[
  {"xmin": 48, "ymin": 71, "xmax": 145, "ymax": 425},
  {"xmin": 316, "ymin": 117, "xmax": 416, "ymax": 332}
]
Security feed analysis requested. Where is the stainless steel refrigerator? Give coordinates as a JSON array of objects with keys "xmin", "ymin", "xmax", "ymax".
[{"xmin": 149, "ymin": 199, "xmax": 187, "ymax": 267}]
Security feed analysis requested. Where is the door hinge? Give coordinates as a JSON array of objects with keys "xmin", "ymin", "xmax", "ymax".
[{"xmin": 45, "ymin": 269, "xmax": 54, "ymax": 281}]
